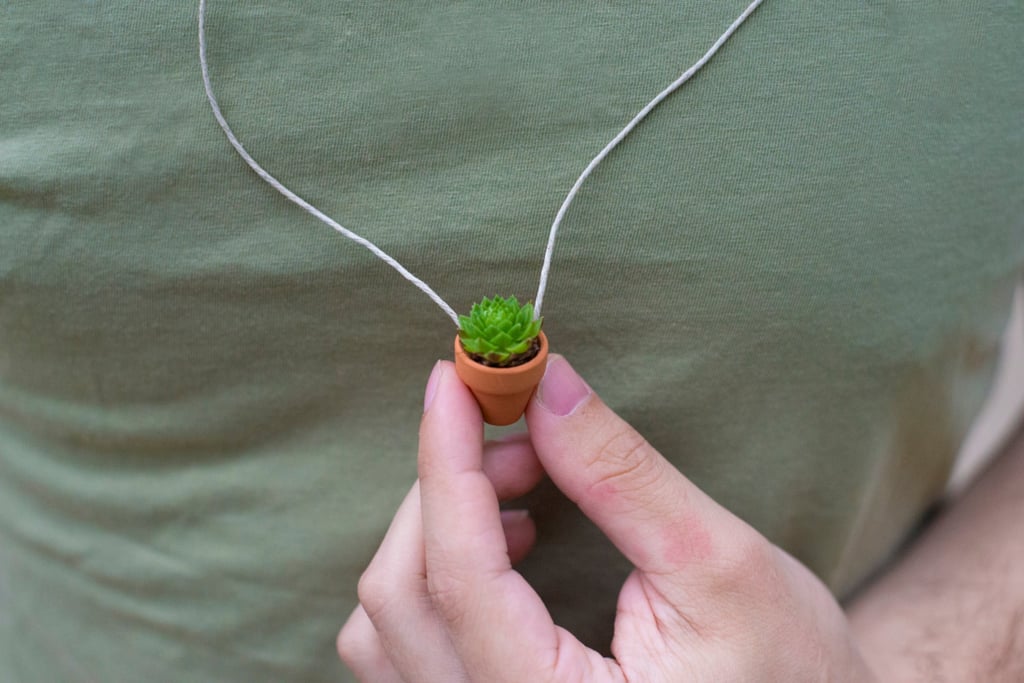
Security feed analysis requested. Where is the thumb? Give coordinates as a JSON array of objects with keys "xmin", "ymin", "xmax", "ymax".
[{"xmin": 525, "ymin": 355, "xmax": 754, "ymax": 577}]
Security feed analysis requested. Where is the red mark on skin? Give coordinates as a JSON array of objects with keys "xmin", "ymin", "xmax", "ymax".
[
  {"xmin": 589, "ymin": 480, "xmax": 619, "ymax": 505},
  {"xmin": 582, "ymin": 478, "xmax": 713, "ymax": 570},
  {"xmin": 660, "ymin": 516, "xmax": 713, "ymax": 568}
]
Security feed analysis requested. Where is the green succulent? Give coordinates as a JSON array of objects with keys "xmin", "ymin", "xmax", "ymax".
[{"xmin": 458, "ymin": 296, "xmax": 543, "ymax": 367}]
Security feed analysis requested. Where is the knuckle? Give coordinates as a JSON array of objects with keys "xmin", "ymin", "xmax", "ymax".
[
  {"xmin": 355, "ymin": 569, "xmax": 392, "ymax": 622},
  {"xmin": 714, "ymin": 531, "xmax": 779, "ymax": 591},
  {"xmin": 336, "ymin": 615, "xmax": 372, "ymax": 668},
  {"xmin": 584, "ymin": 425, "xmax": 661, "ymax": 497},
  {"xmin": 335, "ymin": 624, "xmax": 359, "ymax": 664},
  {"xmin": 426, "ymin": 570, "xmax": 472, "ymax": 628}
]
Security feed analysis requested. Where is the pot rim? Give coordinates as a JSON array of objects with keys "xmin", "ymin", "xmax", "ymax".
[{"xmin": 454, "ymin": 331, "xmax": 548, "ymax": 376}]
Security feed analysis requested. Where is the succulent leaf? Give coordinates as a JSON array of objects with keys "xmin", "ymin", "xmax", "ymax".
[{"xmin": 458, "ymin": 296, "xmax": 544, "ymax": 366}]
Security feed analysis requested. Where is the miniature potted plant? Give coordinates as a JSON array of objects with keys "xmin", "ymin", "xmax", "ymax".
[{"xmin": 454, "ymin": 296, "xmax": 549, "ymax": 425}]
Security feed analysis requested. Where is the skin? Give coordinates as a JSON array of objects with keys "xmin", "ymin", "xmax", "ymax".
[
  {"xmin": 337, "ymin": 355, "xmax": 1024, "ymax": 682},
  {"xmin": 847, "ymin": 412, "xmax": 1024, "ymax": 681}
]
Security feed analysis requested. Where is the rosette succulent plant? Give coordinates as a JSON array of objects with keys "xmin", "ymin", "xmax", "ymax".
[{"xmin": 458, "ymin": 296, "xmax": 543, "ymax": 367}]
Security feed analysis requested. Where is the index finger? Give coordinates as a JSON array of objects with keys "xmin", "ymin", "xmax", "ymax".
[
  {"xmin": 417, "ymin": 362, "xmax": 609, "ymax": 682},
  {"xmin": 417, "ymin": 361, "xmax": 511, "ymax": 580}
]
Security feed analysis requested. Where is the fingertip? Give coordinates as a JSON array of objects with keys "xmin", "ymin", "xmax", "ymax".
[
  {"xmin": 530, "ymin": 354, "xmax": 593, "ymax": 418},
  {"xmin": 422, "ymin": 360, "xmax": 459, "ymax": 408},
  {"xmin": 417, "ymin": 360, "xmax": 484, "ymax": 482},
  {"xmin": 422, "ymin": 360, "xmax": 443, "ymax": 413},
  {"xmin": 421, "ymin": 360, "xmax": 479, "ymax": 425},
  {"xmin": 500, "ymin": 509, "xmax": 537, "ymax": 565},
  {"xmin": 482, "ymin": 434, "xmax": 545, "ymax": 501}
]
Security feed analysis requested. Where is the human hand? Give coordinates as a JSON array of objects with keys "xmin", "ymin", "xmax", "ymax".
[{"xmin": 338, "ymin": 356, "xmax": 878, "ymax": 682}]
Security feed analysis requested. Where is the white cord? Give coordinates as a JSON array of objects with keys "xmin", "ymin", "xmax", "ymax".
[
  {"xmin": 198, "ymin": 0, "xmax": 460, "ymax": 325},
  {"xmin": 199, "ymin": 0, "xmax": 765, "ymax": 325},
  {"xmin": 533, "ymin": 0, "xmax": 765, "ymax": 318}
]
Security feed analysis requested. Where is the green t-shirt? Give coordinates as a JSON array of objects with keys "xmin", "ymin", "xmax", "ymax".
[{"xmin": 2, "ymin": 2, "xmax": 1022, "ymax": 681}]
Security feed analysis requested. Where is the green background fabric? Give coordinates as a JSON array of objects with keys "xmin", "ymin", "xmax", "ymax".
[{"xmin": 2, "ymin": 2, "xmax": 1022, "ymax": 680}]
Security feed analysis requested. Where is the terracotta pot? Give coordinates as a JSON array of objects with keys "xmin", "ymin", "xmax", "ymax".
[{"xmin": 453, "ymin": 332, "xmax": 549, "ymax": 426}]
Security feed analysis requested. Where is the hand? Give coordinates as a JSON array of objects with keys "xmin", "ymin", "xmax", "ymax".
[{"xmin": 338, "ymin": 356, "xmax": 878, "ymax": 682}]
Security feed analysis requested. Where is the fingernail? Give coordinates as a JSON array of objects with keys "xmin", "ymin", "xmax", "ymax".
[
  {"xmin": 537, "ymin": 356, "xmax": 591, "ymax": 416},
  {"xmin": 500, "ymin": 509, "xmax": 531, "ymax": 524},
  {"xmin": 423, "ymin": 361, "xmax": 443, "ymax": 413}
]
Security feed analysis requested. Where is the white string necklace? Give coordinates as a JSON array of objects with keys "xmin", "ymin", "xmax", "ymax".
[{"xmin": 199, "ymin": 0, "xmax": 766, "ymax": 326}]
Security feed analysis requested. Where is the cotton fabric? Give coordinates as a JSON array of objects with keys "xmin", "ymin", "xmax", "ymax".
[{"xmin": 1, "ymin": 3, "xmax": 1022, "ymax": 681}]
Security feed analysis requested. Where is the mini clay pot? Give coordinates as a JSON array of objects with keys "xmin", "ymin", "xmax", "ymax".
[{"xmin": 453, "ymin": 332, "xmax": 549, "ymax": 426}]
